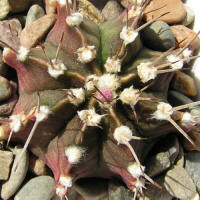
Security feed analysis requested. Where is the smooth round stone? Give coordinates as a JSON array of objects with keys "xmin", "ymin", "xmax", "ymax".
[
  {"xmin": 14, "ymin": 176, "xmax": 55, "ymax": 200},
  {"xmin": 102, "ymin": 1, "xmax": 123, "ymax": 21},
  {"xmin": 0, "ymin": 0, "xmax": 10, "ymax": 20},
  {"xmin": 181, "ymin": 5, "xmax": 195, "ymax": 26},
  {"xmin": 141, "ymin": 21, "xmax": 175, "ymax": 51},
  {"xmin": 144, "ymin": 0, "xmax": 186, "ymax": 24},
  {"xmin": 185, "ymin": 151, "xmax": 200, "ymax": 192},
  {"xmin": 172, "ymin": 71, "xmax": 197, "ymax": 97},
  {"xmin": 164, "ymin": 166, "xmax": 196, "ymax": 199},
  {"xmin": 0, "ymin": 76, "xmax": 12, "ymax": 102},
  {"xmin": 26, "ymin": 5, "xmax": 45, "ymax": 27},
  {"xmin": 1, "ymin": 147, "xmax": 29, "ymax": 200}
]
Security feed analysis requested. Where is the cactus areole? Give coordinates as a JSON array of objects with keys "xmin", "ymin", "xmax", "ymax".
[{"xmin": 1, "ymin": 0, "xmax": 200, "ymax": 199}]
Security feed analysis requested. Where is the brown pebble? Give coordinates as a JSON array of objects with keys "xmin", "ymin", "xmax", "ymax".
[
  {"xmin": 144, "ymin": 0, "xmax": 186, "ymax": 24},
  {"xmin": 170, "ymin": 25, "xmax": 200, "ymax": 51},
  {"xmin": 20, "ymin": 14, "xmax": 57, "ymax": 49},
  {"xmin": 172, "ymin": 71, "xmax": 197, "ymax": 97}
]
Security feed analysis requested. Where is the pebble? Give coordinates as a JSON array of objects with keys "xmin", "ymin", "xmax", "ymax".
[
  {"xmin": 141, "ymin": 21, "xmax": 175, "ymax": 51},
  {"xmin": 102, "ymin": 1, "xmax": 123, "ymax": 21},
  {"xmin": 185, "ymin": 151, "xmax": 200, "ymax": 192},
  {"xmin": 172, "ymin": 71, "xmax": 197, "ymax": 97},
  {"xmin": 170, "ymin": 25, "xmax": 200, "ymax": 51},
  {"xmin": 14, "ymin": 176, "xmax": 55, "ymax": 200},
  {"xmin": 1, "ymin": 147, "xmax": 29, "ymax": 200},
  {"xmin": 164, "ymin": 166, "xmax": 196, "ymax": 199},
  {"xmin": 145, "ymin": 135, "xmax": 179, "ymax": 177},
  {"xmin": 144, "ymin": 0, "xmax": 186, "ymax": 24},
  {"xmin": 20, "ymin": 14, "xmax": 57, "ymax": 48},
  {"xmin": 0, "ymin": 125, "xmax": 8, "ymax": 141},
  {"xmin": 44, "ymin": 0, "xmax": 57, "ymax": 14},
  {"xmin": 75, "ymin": 178, "xmax": 108, "ymax": 200},
  {"xmin": 139, "ymin": 176, "xmax": 173, "ymax": 200},
  {"xmin": 175, "ymin": 144, "xmax": 184, "ymax": 167},
  {"xmin": 25, "ymin": 5, "xmax": 45, "ymax": 27},
  {"xmin": 181, "ymin": 5, "xmax": 195, "ymax": 26},
  {"xmin": 0, "ymin": 76, "xmax": 12, "ymax": 101},
  {"xmin": 108, "ymin": 179, "xmax": 133, "ymax": 200},
  {"xmin": 29, "ymin": 155, "xmax": 48, "ymax": 176},
  {"xmin": 120, "ymin": 0, "xmax": 142, "ymax": 8},
  {"xmin": 0, "ymin": 0, "xmax": 10, "ymax": 20},
  {"xmin": 0, "ymin": 150, "xmax": 13, "ymax": 180},
  {"xmin": 9, "ymin": 0, "xmax": 31, "ymax": 14}
]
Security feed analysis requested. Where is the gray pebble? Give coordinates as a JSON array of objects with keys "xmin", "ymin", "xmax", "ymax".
[
  {"xmin": 185, "ymin": 151, "xmax": 200, "ymax": 192},
  {"xmin": 0, "ymin": 76, "xmax": 12, "ymax": 102},
  {"xmin": 181, "ymin": 5, "xmax": 195, "ymax": 26},
  {"xmin": 146, "ymin": 135, "xmax": 179, "ymax": 177},
  {"xmin": 0, "ymin": 150, "xmax": 13, "ymax": 180},
  {"xmin": 26, "ymin": 5, "xmax": 45, "ymax": 27},
  {"xmin": 14, "ymin": 176, "xmax": 55, "ymax": 200},
  {"xmin": 108, "ymin": 179, "xmax": 133, "ymax": 200},
  {"xmin": 1, "ymin": 147, "xmax": 29, "ymax": 200},
  {"xmin": 141, "ymin": 21, "xmax": 176, "ymax": 51},
  {"xmin": 102, "ymin": 1, "xmax": 123, "ymax": 21},
  {"xmin": 164, "ymin": 166, "xmax": 196, "ymax": 199},
  {"xmin": 0, "ymin": 0, "xmax": 10, "ymax": 20}
]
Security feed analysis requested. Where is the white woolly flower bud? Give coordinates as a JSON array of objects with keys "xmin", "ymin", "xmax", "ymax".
[
  {"xmin": 152, "ymin": 102, "xmax": 173, "ymax": 120},
  {"xmin": 17, "ymin": 46, "xmax": 30, "ymax": 62},
  {"xmin": 133, "ymin": 177, "xmax": 145, "ymax": 192},
  {"xmin": 167, "ymin": 54, "xmax": 183, "ymax": 69},
  {"xmin": 9, "ymin": 113, "xmax": 26, "ymax": 133},
  {"xmin": 182, "ymin": 48, "xmax": 193, "ymax": 63},
  {"xmin": 35, "ymin": 106, "xmax": 51, "ymax": 122},
  {"xmin": 78, "ymin": 108, "xmax": 103, "ymax": 127},
  {"xmin": 59, "ymin": 175, "xmax": 73, "ymax": 188},
  {"xmin": 104, "ymin": 56, "xmax": 121, "ymax": 73},
  {"xmin": 48, "ymin": 59, "xmax": 67, "ymax": 79},
  {"xmin": 97, "ymin": 74, "xmax": 120, "ymax": 91},
  {"xmin": 56, "ymin": 185, "xmax": 67, "ymax": 198},
  {"xmin": 85, "ymin": 74, "xmax": 99, "ymax": 91},
  {"xmin": 77, "ymin": 45, "xmax": 96, "ymax": 63},
  {"xmin": 66, "ymin": 12, "xmax": 83, "ymax": 27},
  {"xmin": 119, "ymin": 86, "xmax": 140, "ymax": 106},
  {"xmin": 137, "ymin": 62, "xmax": 157, "ymax": 83},
  {"xmin": 120, "ymin": 26, "xmax": 138, "ymax": 46},
  {"xmin": 67, "ymin": 88, "xmax": 85, "ymax": 106},
  {"xmin": 113, "ymin": 126, "xmax": 133, "ymax": 145},
  {"xmin": 65, "ymin": 145, "xmax": 85, "ymax": 164},
  {"xmin": 127, "ymin": 163, "xmax": 145, "ymax": 178}
]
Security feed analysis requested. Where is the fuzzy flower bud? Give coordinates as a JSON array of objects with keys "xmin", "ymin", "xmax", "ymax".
[
  {"xmin": 96, "ymin": 88, "xmax": 113, "ymax": 103},
  {"xmin": 182, "ymin": 48, "xmax": 193, "ymax": 63},
  {"xmin": 78, "ymin": 108, "xmax": 103, "ymax": 127},
  {"xmin": 17, "ymin": 46, "xmax": 30, "ymax": 62},
  {"xmin": 85, "ymin": 74, "xmax": 99, "ymax": 91},
  {"xmin": 113, "ymin": 126, "xmax": 133, "ymax": 145},
  {"xmin": 97, "ymin": 74, "xmax": 120, "ymax": 91},
  {"xmin": 77, "ymin": 45, "xmax": 96, "ymax": 63},
  {"xmin": 152, "ymin": 102, "xmax": 173, "ymax": 120},
  {"xmin": 104, "ymin": 56, "xmax": 121, "ymax": 73},
  {"xmin": 127, "ymin": 163, "xmax": 145, "ymax": 178},
  {"xmin": 181, "ymin": 112, "xmax": 195, "ymax": 127},
  {"xmin": 133, "ymin": 177, "xmax": 146, "ymax": 192},
  {"xmin": 9, "ymin": 113, "xmax": 26, "ymax": 133},
  {"xmin": 66, "ymin": 12, "xmax": 83, "ymax": 27},
  {"xmin": 67, "ymin": 88, "xmax": 85, "ymax": 106},
  {"xmin": 48, "ymin": 59, "xmax": 67, "ymax": 79},
  {"xmin": 59, "ymin": 175, "xmax": 73, "ymax": 188},
  {"xmin": 120, "ymin": 26, "xmax": 138, "ymax": 46},
  {"xmin": 35, "ymin": 106, "xmax": 51, "ymax": 122},
  {"xmin": 119, "ymin": 86, "xmax": 140, "ymax": 106},
  {"xmin": 167, "ymin": 54, "xmax": 184, "ymax": 69},
  {"xmin": 137, "ymin": 62, "xmax": 157, "ymax": 83},
  {"xmin": 65, "ymin": 145, "xmax": 85, "ymax": 164},
  {"xmin": 128, "ymin": 5, "xmax": 142, "ymax": 19}
]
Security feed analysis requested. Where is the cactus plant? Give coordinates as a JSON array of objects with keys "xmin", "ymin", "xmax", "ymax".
[{"xmin": 0, "ymin": 0, "xmax": 200, "ymax": 199}]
